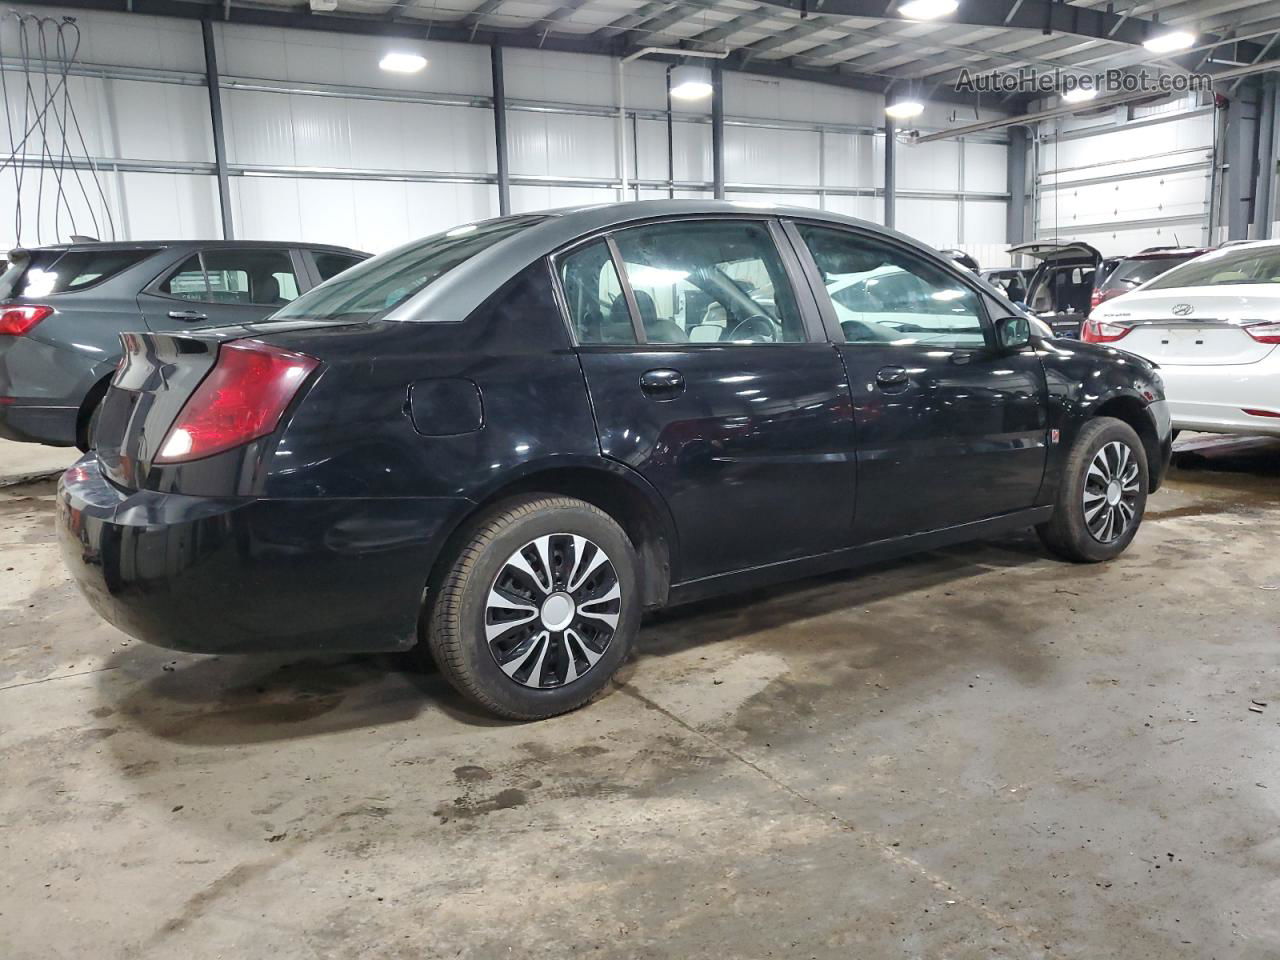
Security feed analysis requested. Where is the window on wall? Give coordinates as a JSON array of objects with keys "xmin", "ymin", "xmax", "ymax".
[
  {"xmin": 795, "ymin": 223, "xmax": 987, "ymax": 348},
  {"xmin": 610, "ymin": 220, "xmax": 807, "ymax": 344},
  {"xmin": 161, "ymin": 249, "xmax": 300, "ymax": 306}
]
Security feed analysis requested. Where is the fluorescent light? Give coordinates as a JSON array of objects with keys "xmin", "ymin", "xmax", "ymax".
[
  {"xmin": 670, "ymin": 64, "xmax": 713, "ymax": 101},
  {"xmin": 379, "ymin": 52, "xmax": 427, "ymax": 73},
  {"xmin": 1061, "ymin": 86, "xmax": 1099, "ymax": 103},
  {"xmin": 885, "ymin": 99, "xmax": 925, "ymax": 119},
  {"xmin": 1143, "ymin": 29, "xmax": 1195, "ymax": 54},
  {"xmin": 898, "ymin": 0, "xmax": 958, "ymax": 20}
]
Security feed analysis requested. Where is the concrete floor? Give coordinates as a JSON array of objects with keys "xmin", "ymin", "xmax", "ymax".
[{"xmin": 2, "ymin": 435, "xmax": 1279, "ymax": 959}]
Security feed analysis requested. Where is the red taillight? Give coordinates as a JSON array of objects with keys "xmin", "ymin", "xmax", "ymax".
[
  {"xmin": 155, "ymin": 341, "xmax": 319, "ymax": 464},
  {"xmin": 0, "ymin": 304, "xmax": 52, "ymax": 335},
  {"xmin": 1244, "ymin": 321, "xmax": 1280, "ymax": 344},
  {"xmin": 1090, "ymin": 289, "xmax": 1104, "ymax": 310},
  {"xmin": 1081, "ymin": 319, "xmax": 1132, "ymax": 344},
  {"xmin": 1243, "ymin": 408, "xmax": 1280, "ymax": 418}
]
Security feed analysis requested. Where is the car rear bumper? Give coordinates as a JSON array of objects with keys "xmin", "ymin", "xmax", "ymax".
[
  {"xmin": 1159, "ymin": 357, "xmax": 1280, "ymax": 437},
  {"xmin": 0, "ymin": 399, "xmax": 78, "ymax": 445},
  {"xmin": 56, "ymin": 456, "xmax": 472, "ymax": 655}
]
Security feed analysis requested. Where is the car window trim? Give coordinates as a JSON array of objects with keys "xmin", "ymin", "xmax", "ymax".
[
  {"xmin": 780, "ymin": 217, "xmax": 995, "ymax": 349},
  {"xmin": 549, "ymin": 214, "xmax": 825, "ymax": 350}
]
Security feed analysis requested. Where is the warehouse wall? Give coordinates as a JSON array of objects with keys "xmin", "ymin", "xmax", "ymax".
[
  {"xmin": 1032, "ymin": 94, "xmax": 1215, "ymax": 256},
  {"xmin": 0, "ymin": 4, "xmax": 1011, "ymax": 260}
]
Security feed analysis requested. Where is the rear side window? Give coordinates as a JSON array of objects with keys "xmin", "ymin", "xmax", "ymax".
[
  {"xmin": 274, "ymin": 215, "xmax": 546, "ymax": 323},
  {"xmin": 0, "ymin": 248, "xmax": 154, "ymax": 298},
  {"xmin": 160, "ymin": 249, "xmax": 299, "ymax": 306},
  {"xmin": 313, "ymin": 251, "xmax": 365, "ymax": 282},
  {"xmin": 558, "ymin": 240, "xmax": 636, "ymax": 344}
]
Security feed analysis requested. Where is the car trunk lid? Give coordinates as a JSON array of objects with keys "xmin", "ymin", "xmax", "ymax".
[
  {"xmin": 1098, "ymin": 287, "xmax": 1279, "ymax": 365},
  {"xmin": 95, "ymin": 320, "xmax": 350, "ymax": 489}
]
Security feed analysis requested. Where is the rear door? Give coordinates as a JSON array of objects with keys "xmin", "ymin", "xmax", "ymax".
[
  {"xmin": 136, "ymin": 246, "xmax": 307, "ymax": 330},
  {"xmin": 789, "ymin": 220, "xmax": 1048, "ymax": 543},
  {"xmin": 556, "ymin": 217, "xmax": 857, "ymax": 584}
]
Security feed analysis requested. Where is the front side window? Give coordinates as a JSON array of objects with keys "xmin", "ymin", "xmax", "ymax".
[
  {"xmin": 609, "ymin": 220, "xmax": 807, "ymax": 344},
  {"xmin": 161, "ymin": 249, "xmax": 299, "ymax": 305},
  {"xmin": 1145, "ymin": 246, "xmax": 1280, "ymax": 289},
  {"xmin": 796, "ymin": 224, "xmax": 986, "ymax": 348},
  {"xmin": 274, "ymin": 215, "xmax": 546, "ymax": 323}
]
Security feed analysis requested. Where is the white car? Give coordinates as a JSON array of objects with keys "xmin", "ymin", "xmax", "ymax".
[{"xmin": 1084, "ymin": 240, "xmax": 1280, "ymax": 437}]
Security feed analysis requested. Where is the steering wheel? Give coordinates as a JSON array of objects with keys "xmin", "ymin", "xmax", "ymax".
[{"xmin": 726, "ymin": 314, "xmax": 779, "ymax": 343}]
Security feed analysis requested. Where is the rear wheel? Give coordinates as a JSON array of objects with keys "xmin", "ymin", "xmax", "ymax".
[
  {"xmin": 424, "ymin": 495, "xmax": 640, "ymax": 720},
  {"xmin": 1037, "ymin": 417, "xmax": 1148, "ymax": 563}
]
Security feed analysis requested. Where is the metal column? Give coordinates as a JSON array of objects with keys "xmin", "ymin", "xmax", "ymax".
[
  {"xmin": 883, "ymin": 116, "xmax": 895, "ymax": 229},
  {"xmin": 666, "ymin": 66, "xmax": 675, "ymax": 200},
  {"xmin": 1224, "ymin": 80, "xmax": 1262, "ymax": 241},
  {"xmin": 1006, "ymin": 125, "xmax": 1028, "ymax": 244},
  {"xmin": 1254, "ymin": 75, "xmax": 1276, "ymax": 240},
  {"xmin": 200, "ymin": 19, "xmax": 234, "ymax": 240},
  {"xmin": 711, "ymin": 64, "xmax": 725, "ymax": 200},
  {"xmin": 490, "ymin": 44, "xmax": 511, "ymax": 216}
]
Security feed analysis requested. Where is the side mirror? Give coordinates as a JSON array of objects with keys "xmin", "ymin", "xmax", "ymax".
[{"xmin": 994, "ymin": 315, "xmax": 1032, "ymax": 352}]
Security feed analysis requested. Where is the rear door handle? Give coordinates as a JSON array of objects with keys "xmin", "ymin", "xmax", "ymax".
[
  {"xmin": 167, "ymin": 310, "xmax": 207, "ymax": 322},
  {"xmin": 875, "ymin": 365, "xmax": 909, "ymax": 388},
  {"xmin": 639, "ymin": 368, "xmax": 684, "ymax": 400}
]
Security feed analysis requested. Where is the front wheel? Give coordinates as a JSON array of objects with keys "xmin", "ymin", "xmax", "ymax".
[
  {"xmin": 423, "ymin": 495, "xmax": 640, "ymax": 720},
  {"xmin": 1037, "ymin": 417, "xmax": 1148, "ymax": 563}
]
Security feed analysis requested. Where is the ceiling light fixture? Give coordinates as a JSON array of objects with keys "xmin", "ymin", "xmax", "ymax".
[
  {"xmin": 1143, "ymin": 29, "xmax": 1196, "ymax": 54},
  {"xmin": 898, "ymin": 0, "xmax": 959, "ymax": 21},
  {"xmin": 1061, "ymin": 86, "xmax": 1099, "ymax": 103},
  {"xmin": 885, "ymin": 99, "xmax": 925, "ymax": 119},
  {"xmin": 669, "ymin": 64, "xmax": 713, "ymax": 100},
  {"xmin": 379, "ymin": 52, "xmax": 427, "ymax": 73}
]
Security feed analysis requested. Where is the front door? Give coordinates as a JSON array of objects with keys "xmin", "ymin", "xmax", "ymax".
[
  {"xmin": 137, "ymin": 246, "xmax": 307, "ymax": 331},
  {"xmin": 787, "ymin": 221, "xmax": 1047, "ymax": 544},
  {"xmin": 556, "ymin": 218, "xmax": 856, "ymax": 584}
]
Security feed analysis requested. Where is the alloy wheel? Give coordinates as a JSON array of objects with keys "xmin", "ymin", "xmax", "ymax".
[
  {"xmin": 484, "ymin": 534, "xmax": 621, "ymax": 689},
  {"xmin": 1082, "ymin": 440, "xmax": 1140, "ymax": 543}
]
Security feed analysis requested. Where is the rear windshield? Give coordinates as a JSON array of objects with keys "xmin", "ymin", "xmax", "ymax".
[
  {"xmin": 1146, "ymin": 246, "xmax": 1280, "ymax": 289},
  {"xmin": 272, "ymin": 216, "xmax": 546, "ymax": 323},
  {"xmin": 0, "ymin": 248, "xmax": 155, "ymax": 299},
  {"xmin": 1099, "ymin": 255, "xmax": 1196, "ymax": 293}
]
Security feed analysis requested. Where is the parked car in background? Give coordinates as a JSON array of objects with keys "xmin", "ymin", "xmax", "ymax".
[
  {"xmin": 1085, "ymin": 239, "xmax": 1280, "ymax": 437},
  {"xmin": 980, "ymin": 267, "xmax": 1028, "ymax": 302},
  {"xmin": 57, "ymin": 201, "xmax": 1171, "ymax": 721},
  {"xmin": 1090, "ymin": 247, "xmax": 1211, "ymax": 313},
  {"xmin": 1010, "ymin": 240, "xmax": 1103, "ymax": 338},
  {"xmin": 0, "ymin": 240, "xmax": 368, "ymax": 449}
]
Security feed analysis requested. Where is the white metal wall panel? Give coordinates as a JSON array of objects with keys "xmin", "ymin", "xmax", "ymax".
[
  {"xmin": 823, "ymin": 194, "xmax": 882, "ymax": 223},
  {"xmin": 725, "ymin": 126, "xmax": 820, "ymax": 187},
  {"xmin": 0, "ymin": 4, "xmax": 203, "ymax": 70},
  {"xmin": 964, "ymin": 142, "xmax": 1007, "ymax": 193},
  {"xmin": 962, "ymin": 200, "xmax": 1008, "ymax": 243},
  {"xmin": 821, "ymin": 132, "xmax": 878, "ymax": 189},
  {"xmin": 897, "ymin": 140, "xmax": 961, "ymax": 192},
  {"xmin": 898, "ymin": 197, "xmax": 959, "ymax": 250},
  {"xmin": 510, "ymin": 184, "xmax": 618, "ymax": 214},
  {"xmin": 116, "ymin": 172, "xmax": 220, "ymax": 240},
  {"xmin": 507, "ymin": 111, "xmax": 618, "ymax": 179}
]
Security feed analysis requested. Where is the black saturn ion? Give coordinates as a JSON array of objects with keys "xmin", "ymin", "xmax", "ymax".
[{"xmin": 57, "ymin": 201, "xmax": 1172, "ymax": 720}]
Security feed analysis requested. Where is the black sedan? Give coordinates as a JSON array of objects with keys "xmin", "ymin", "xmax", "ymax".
[{"xmin": 57, "ymin": 201, "xmax": 1173, "ymax": 720}]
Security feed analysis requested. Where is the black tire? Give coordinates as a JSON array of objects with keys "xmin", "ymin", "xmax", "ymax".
[
  {"xmin": 1037, "ymin": 417, "xmax": 1148, "ymax": 563},
  {"xmin": 423, "ymin": 494, "xmax": 640, "ymax": 720}
]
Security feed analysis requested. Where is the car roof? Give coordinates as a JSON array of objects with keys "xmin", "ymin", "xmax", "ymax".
[
  {"xmin": 1122, "ymin": 248, "xmax": 1211, "ymax": 261},
  {"xmin": 9, "ymin": 239, "xmax": 369, "ymax": 256},
  {"xmin": 382, "ymin": 199, "xmax": 973, "ymax": 324}
]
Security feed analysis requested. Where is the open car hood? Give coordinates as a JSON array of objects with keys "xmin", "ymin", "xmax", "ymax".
[{"xmin": 1008, "ymin": 241, "xmax": 1102, "ymax": 264}]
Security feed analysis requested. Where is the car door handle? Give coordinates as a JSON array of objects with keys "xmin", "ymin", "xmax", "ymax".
[
  {"xmin": 167, "ymin": 310, "xmax": 208, "ymax": 322},
  {"xmin": 875, "ymin": 365, "xmax": 909, "ymax": 388},
  {"xmin": 639, "ymin": 368, "xmax": 685, "ymax": 400}
]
